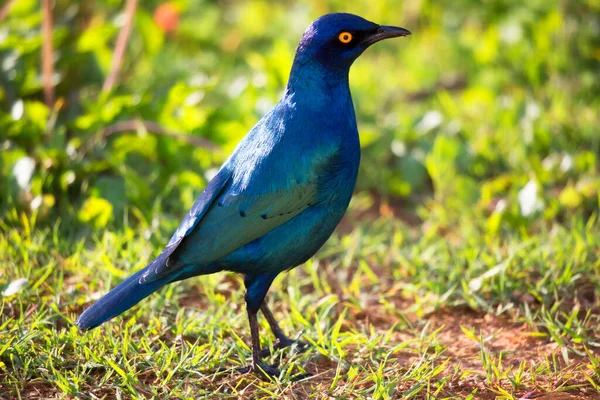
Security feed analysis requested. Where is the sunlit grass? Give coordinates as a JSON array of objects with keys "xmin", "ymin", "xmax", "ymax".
[{"xmin": 1, "ymin": 204, "xmax": 599, "ymax": 398}]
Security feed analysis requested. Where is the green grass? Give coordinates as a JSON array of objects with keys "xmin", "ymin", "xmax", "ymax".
[
  {"xmin": 2, "ymin": 200, "xmax": 599, "ymax": 399},
  {"xmin": 2, "ymin": 0, "xmax": 600, "ymax": 398}
]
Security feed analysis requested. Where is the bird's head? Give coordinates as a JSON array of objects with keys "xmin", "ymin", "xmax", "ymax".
[{"xmin": 295, "ymin": 13, "xmax": 411, "ymax": 72}]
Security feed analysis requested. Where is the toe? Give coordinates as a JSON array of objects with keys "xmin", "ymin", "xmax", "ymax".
[
  {"xmin": 277, "ymin": 336, "xmax": 309, "ymax": 350},
  {"xmin": 253, "ymin": 362, "xmax": 281, "ymax": 379},
  {"xmin": 295, "ymin": 340, "xmax": 310, "ymax": 351},
  {"xmin": 259, "ymin": 346, "xmax": 273, "ymax": 358}
]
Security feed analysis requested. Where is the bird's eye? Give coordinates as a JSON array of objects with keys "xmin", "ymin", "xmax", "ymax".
[{"xmin": 338, "ymin": 32, "xmax": 353, "ymax": 44}]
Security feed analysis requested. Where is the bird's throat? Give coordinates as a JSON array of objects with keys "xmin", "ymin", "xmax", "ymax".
[{"xmin": 285, "ymin": 58, "xmax": 350, "ymax": 100}]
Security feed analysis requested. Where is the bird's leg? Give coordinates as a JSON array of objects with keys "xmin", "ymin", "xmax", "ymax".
[
  {"xmin": 259, "ymin": 303, "xmax": 309, "ymax": 358},
  {"xmin": 236, "ymin": 273, "xmax": 281, "ymax": 379},
  {"xmin": 244, "ymin": 307, "xmax": 281, "ymax": 378}
]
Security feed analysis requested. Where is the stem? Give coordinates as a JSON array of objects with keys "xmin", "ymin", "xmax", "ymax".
[
  {"xmin": 41, "ymin": 0, "xmax": 55, "ymax": 108},
  {"xmin": 0, "ymin": 0, "xmax": 16, "ymax": 22},
  {"xmin": 102, "ymin": 0, "xmax": 138, "ymax": 93}
]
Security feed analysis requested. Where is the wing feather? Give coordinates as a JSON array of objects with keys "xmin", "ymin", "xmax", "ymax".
[
  {"xmin": 143, "ymin": 173, "xmax": 319, "ymax": 281},
  {"xmin": 141, "ymin": 169, "xmax": 232, "ymax": 282}
]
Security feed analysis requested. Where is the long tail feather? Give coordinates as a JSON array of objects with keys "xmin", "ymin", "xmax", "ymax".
[{"xmin": 76, "ymin": 266, "xmax": 170, "ymax": 331}]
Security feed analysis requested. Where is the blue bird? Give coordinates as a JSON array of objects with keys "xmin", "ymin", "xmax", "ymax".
[{"xmin": 77, "ymin": 13, "xmax": 410, "ymax": 377}]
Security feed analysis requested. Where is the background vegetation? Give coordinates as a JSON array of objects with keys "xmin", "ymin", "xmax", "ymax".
[{"xmin": 1, "ymin": 0, "xmax": 599, "ymax": 398}]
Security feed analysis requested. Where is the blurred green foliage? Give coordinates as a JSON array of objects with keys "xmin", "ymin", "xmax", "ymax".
[{"xmin": 0, "ymin": 0, "xmax": 598, "ymax": 234}]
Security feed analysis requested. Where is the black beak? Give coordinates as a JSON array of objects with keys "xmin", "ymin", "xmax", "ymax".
[{"xmin": 363, "ymin": 25, "xmax": 411, "ymax": 46}]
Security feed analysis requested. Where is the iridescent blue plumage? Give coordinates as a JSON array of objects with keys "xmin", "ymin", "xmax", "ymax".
[{"xmin": 77, "ymin": 13, "xmax": 410, "ymax": 377}]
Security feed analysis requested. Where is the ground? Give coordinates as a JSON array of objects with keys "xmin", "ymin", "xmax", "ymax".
[{"xmin": 1, "ymin": 198, "xmax": 599, "ymax": 399}]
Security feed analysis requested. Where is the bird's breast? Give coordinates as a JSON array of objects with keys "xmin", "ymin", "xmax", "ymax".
[{"xmin": 315, "ymin": 144, "xmax": 360, "ymax": 207}]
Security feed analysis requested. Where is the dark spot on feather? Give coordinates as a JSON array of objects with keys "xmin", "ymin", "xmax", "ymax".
[
  {"xmin": 260, "ymin": 213, "xmax": 268, "ymax": 219},
  {"xmin": 240, "ymin": 210, "xmax": 246, "ymax": 217},
  {"xmin": 217, "ymin": 201, "xmax": 224, "ymax": 207}
]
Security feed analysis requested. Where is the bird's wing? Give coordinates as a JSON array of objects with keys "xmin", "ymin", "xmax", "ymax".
[
  {"xmin": 141, "ymin": 171, "xmax": 320, "ymax": 282},
  {"xmin": 139, "ymin": 168, "xmax": 233, "ymax": 282}
]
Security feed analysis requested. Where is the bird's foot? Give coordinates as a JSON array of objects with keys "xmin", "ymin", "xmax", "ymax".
[
  {"xmin": 236, "ymin": 361, "xmax": 281, "ymax": 380},
  {"xmin": 219, "ymin": 361, "xmax": 311, "ymax": 381},
  {"xmin": 260, "ymin": 335, "xmax": 310, "ymax": 358}
]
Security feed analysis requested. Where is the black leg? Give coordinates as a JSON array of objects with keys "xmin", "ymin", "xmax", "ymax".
[
  {"xmin": 245, "ymin": 307, "xmax": 280, "ymax": 378},
  {"xmin": 260, "ymin": 303, "xmax": 309, "ymax": 357},
  {"xmin": 236, "ymin": 274, "xmax": 281, "ymax": 379},
  {"xmin": 235, "ymin": 273, "xmax": 311, "ymax": 380}
]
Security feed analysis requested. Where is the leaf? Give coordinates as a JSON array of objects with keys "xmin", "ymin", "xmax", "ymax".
[
  {"xmin": 78, "ymin": 197, "xmax": 114, "ymax": 229},
  {"xmin": 104, "ymin": 357, "xmax": 129, "ymax": 381},
  {"xmin": 559, "ymin": 186, "xmax": 582, "ymax": 209},
  {"xmin": 92, "ymin": 176, "xmax": 126, "ymax": 216},
  {"xmin": 135, "ymin": 10, "xmax": 165, "ymax": 56}
]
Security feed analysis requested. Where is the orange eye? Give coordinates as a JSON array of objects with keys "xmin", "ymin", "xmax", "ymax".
[{"xmin": 338, "ymin": 32, "xmax": 353, "ymax": 43}]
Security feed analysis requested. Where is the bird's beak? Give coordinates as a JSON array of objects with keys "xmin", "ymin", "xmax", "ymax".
[{"xmin": 363, "ymin": 25, "xmax": 411, "ymax": 46}]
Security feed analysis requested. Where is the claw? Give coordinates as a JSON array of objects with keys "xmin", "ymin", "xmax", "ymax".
[
  {"xmin": 235, "ymin": 361, "xmax": 281, "ymax": 380},
  {"xmin": 214, "ymin": 361, "xmax": 311, "ymax": 381}
]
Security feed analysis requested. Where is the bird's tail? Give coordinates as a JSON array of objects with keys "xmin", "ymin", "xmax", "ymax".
[{"xmin": 76, "ymin": 266, "xmax": 170, "ymax": 331}]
